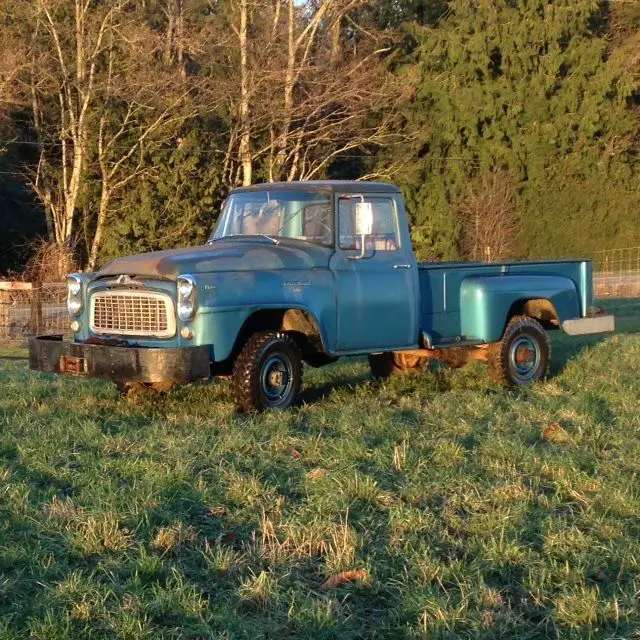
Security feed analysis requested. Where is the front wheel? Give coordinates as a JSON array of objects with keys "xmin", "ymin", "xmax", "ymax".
[
  {"xmin": 232, "ymin": 331, "xmax": 302, "ymax": 412},
  {"xmin": 488, "ymin": 315, "xmax": 550, "ymax": 386}
]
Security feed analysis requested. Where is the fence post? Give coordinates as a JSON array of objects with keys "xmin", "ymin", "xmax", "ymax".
[
  {"xmin": 0, "ymin": 290, "xmax": 8, "ymax": 340},
  {"xmin": 30, "ymin": 282, "xmax": 42, "ymax": 336}
]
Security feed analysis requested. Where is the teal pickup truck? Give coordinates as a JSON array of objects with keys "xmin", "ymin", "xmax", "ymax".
[{"xmin": 29, "ymin": 181, "xmax": 614, "ymax": 411}]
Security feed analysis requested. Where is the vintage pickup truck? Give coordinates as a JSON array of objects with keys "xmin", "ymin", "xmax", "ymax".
[{"xmin": 30, "ymin": 181, "xmax": 614, "ymax": 411}]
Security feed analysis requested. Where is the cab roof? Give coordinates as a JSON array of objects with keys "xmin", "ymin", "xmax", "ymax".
[{"xmin": 230, "ymin": 180, "xmax": 401, "ymax": 195}]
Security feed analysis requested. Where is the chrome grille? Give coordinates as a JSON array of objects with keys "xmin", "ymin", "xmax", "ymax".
[{"xmin": 90, "ymin": 291, "xmax": 175, "ymax": 338}]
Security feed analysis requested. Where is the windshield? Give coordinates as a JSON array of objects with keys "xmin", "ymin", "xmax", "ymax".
[{"xmin": 211, "ymin": 190, "xmax": 333, "ymax": 247}]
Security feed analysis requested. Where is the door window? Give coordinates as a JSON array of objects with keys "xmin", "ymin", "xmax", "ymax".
[{"xmin": 338, "ymin": 196, "xmax": 400, "ymax": 252}]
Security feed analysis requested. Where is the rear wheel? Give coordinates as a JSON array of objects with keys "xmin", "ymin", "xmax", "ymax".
[
  {"xmin": 232, "ymin": 331, "xmax": 302, "ymax": 412},
  {"xmin": 488, "ymin": 315, "xmax": 550, "ymax": 386}
]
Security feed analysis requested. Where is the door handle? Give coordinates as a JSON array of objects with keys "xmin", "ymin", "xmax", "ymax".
[{"xmin": 393, "ymin": 264, "xmax": 411, "ymax": 269}]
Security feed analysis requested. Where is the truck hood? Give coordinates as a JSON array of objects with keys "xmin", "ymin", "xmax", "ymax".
[{"xmin": 97, "ymin": 237, "xmax": 332, "ymax": 279}]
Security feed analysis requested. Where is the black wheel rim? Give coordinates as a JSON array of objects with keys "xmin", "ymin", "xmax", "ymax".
[
  {"xmin": 508, "ymin": 334, "xmax": 541, "ymax": 383},
  {"xmin": 260, "ymin": 353, "xmax": 293, "ymax": 406}
]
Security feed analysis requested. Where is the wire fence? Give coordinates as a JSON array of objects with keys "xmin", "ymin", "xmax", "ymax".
[
  {"xmin": 0, "ymin": 282, "xmax": 68, "ymax": 345},
  {"xmin": 593, "ymin": 247, "xmax": 640, "ymax": 299}
]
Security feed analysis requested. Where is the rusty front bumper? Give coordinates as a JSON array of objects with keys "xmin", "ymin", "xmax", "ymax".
[{"xmin": 28, "ymin": 335, "xmax": 210, "ymax": 384}]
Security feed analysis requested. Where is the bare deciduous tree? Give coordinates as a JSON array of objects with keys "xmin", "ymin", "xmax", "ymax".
[
  {"xmin": 0, "ymin": 36, "xmax": 26, "ymax": 144},
  {"xmin": 261, "ymin": 0, "xmax": 401, "ymax": 182},
  {"xmin": 14, "ymin": 0, "xmax": 201, "ymax": 266},
  {"xmin": 457, "ymin": 170, "xmax": 520, "ymax": 262},
  {"xmin": 213, "ymin": 0, "xmax": 403, "ymax": 186},
  {"xmin": 87, "ymin": 19, "xmax": 198, "ymax": 269},
  {"xmin": 26, "ymin": 0, "xmax": 130, "ymax": 245}
]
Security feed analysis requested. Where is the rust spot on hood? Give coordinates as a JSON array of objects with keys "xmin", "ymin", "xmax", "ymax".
[{"xmin": 97, "ymin": 239, "xmax": 332, "ymax": 279}]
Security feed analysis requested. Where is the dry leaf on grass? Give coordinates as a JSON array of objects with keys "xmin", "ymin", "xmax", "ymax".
[
  {"xmin": 217, "ymin": 531, "xmax": 237, "ymax": 545},
  {"xmin": 320, "ymin": 569, "xmax": 369, "ymax": 591},
  {"xmin": 542, "ymin": 423, "xmax": 572, "ymax": 444},
  {"xmin": 306, "ymin": 468, "xmax": 326, "ymax": 480}
]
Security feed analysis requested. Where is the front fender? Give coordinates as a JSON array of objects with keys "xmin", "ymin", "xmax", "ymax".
[
  {"xmin": 190, "ymin": 269, "xmax": 336, "ymax": 361},
  {"xmin": 197, "ymin": 303, "xmax": 332, "ymax": 362},
  {"xmin": 460, "ymin": 275, "xmax": 581, "ymax": 343}
]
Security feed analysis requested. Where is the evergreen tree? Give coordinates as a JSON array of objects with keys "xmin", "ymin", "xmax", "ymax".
[
  {"xmin": 98, "ymin": 121, "xmax": 227, "ymax": 263},
  {"xmin": 388, "ymin": 0, "xmax": 640, "ymax": 260}
]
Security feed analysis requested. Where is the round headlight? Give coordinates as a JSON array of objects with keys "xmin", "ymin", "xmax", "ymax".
[
  {"xmin": 68, "ymin": 298, "xmax": 82, "ymax": 316},
  {"xmin": 68, "ymin": 276, "xmax": 82, "ymax": 297},
  {"xmin": 177, "ymin": 299, "xmax": 194, "ymax": 321},
  {"xmin": 177, "ymin": 278, "xmax": 194, "ymax": 299},
  {"xmin": 67, "ymin": 274, "xmax": 83, "ymax": 316}
]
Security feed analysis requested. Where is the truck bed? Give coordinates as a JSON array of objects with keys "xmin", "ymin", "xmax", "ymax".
[{"xmin": 418, "ymin": 259, "xmax": 592, "ymax": 344}]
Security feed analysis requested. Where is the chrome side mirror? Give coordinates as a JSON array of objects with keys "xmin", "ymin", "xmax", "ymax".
[{"xmin": 350, "ymin": 202, "xmax": 373, "ymax": 260}]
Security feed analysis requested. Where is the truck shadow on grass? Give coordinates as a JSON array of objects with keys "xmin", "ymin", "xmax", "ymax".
[
  {"xmin": 550, "ymin": 334, "xmax": 610, "ymax": 377},
  {"xmin": 299, "ymin": 370, "xmax": 371, "ymax": 405},
  {"xmin": 550, "ymin": 309, "xmax": 639, "ymax": 376}
]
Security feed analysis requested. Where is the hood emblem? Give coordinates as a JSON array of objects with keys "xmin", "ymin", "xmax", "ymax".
[{"xmin": 116, "ymin": 274, "xmax": 135, "ymax": 285}]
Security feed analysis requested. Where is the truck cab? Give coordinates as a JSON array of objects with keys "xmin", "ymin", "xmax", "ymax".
[
  {"xmin": 206, "ymin": 181, "xmax": 420, "ymax": 355},
  {"xmin": 29, "ymin": 180, "xmax": 614, "ymax": 411}
]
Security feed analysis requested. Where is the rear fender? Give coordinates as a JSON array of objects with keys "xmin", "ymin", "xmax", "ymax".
[{"xmin": 460, "ymin": 275, "xmax": 581, "ymax": 343}]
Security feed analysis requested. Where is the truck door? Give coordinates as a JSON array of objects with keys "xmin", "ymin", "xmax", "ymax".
[{"xmin": 330, "ymin": 193, "xmax": 419, "ymax": 352}]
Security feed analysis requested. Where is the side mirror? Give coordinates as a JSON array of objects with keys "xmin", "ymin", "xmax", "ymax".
[
  {"xmin": 354, "ymin": 202, "xmax": 373, "ymax": 236},
  {"xmin": 348, "ymin": 202, "xmax": 373, "ymax": 260}
]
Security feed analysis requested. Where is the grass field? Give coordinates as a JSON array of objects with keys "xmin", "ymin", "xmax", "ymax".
[{"xmin": 1, "ymin": 300, "xmax": 639, "ymax": 639}]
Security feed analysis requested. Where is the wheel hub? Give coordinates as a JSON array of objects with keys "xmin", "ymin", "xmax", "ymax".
[
  {"xmin": 515, "ymin": 345, "xmax": 535, "ymax": 366},
  {"xmin": 268, "ymin": 369, "xmax": 286, "ymax": 387},
  {"xmin": 261, "ymin": 354, "xmax": 293, "ymax": 404},
  {"xmin": 509, "ymin": 334, "xmax": 540, "ymax": 382}
]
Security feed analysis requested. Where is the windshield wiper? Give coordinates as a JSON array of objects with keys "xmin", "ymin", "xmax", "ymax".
[
  {"xmin": 207, "ymin": 234, "xmax": 239, "ymax": 244},
  {"xmin": 252, "ymin": 234, "xmax": 279, "ymax": 244},
  {"xmin": 208, "ymin": 234, "xmax": 279, "ymax": 245}
]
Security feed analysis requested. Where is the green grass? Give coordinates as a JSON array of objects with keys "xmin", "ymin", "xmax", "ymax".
[{"xmin": 1, "ymin": 299, "xmax": 639, "ymax": 639}]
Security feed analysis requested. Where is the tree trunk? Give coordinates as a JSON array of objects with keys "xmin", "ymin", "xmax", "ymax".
[
  {"xmin": 88, "ymin": 184, "xmax": 110, "ymax": 270},
  {"xmin": 164, "ymin": 0, "xmax": 176, "ymax": 65},
  {"xmin": 239, "ymin": 0, "xmax": 252, "ymax": 186},
  {"xmin": 75, "ymin": 0, "xmax": 85, "ymax": 82},
  {"xmin": 330, "ymin": 13, "xmax": 342, "ymax": 65},
  {"xmin": 177, "ymin": 0, "xmax": 185, "ymax": 79},
  {"xmin": 274, "ymin": 0, "xmax": 295, "ymax": 181},
  {"xmin": 62, "ymin": 143, "xmax": 84, "ymax": 242}
]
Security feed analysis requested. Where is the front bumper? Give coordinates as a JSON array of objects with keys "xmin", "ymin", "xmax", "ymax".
[{"xmin": 28, "ymin": 336, "xmax": 210, "ymax": 384}]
